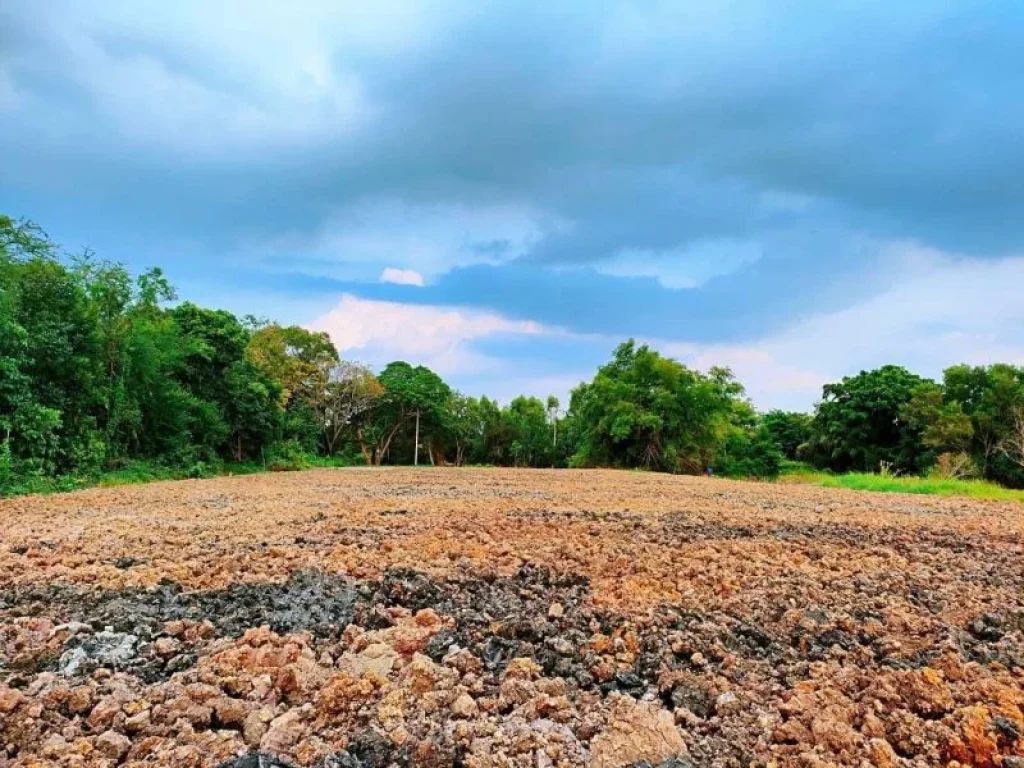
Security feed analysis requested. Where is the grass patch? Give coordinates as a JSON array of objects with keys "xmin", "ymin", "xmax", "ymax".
[
  {"xmin": 779, "ymin": 468, "xmax": 1024, "ymax": 502},
  {"xmin": 1, "ymin": 454, "xmax": 359, "ymax": 497}
]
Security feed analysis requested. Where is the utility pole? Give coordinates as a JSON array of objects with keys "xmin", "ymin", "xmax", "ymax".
[{"xmin": 413, "ymin": 409, "xmax": 420, "ymax": 466}]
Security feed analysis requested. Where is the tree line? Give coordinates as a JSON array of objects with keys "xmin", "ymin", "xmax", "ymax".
[{"xmin": 2, "ymin": 215, "xmax": 1023, "ymax": 492}]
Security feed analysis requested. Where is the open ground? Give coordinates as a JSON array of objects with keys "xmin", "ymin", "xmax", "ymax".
[{"xmin": 2, "ymin": 468, "xmax": 1023, "ymax": 767}]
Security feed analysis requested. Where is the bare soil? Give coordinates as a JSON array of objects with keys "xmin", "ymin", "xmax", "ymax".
[{"xmin": 1, "ymin": 468, "xmax": 1023, "ymax": 767}]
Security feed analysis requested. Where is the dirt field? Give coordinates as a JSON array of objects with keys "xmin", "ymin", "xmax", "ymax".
[{"xmin": 2, "ymin": 468, "xmax": 1023, "ymax": 767}]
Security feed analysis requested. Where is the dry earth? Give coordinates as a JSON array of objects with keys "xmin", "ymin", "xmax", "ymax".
[{"xmin": 1, "ymin": 468, "xmax": 1023, "ymax": 768}]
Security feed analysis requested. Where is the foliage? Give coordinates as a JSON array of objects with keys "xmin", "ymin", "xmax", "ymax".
[
  {"xmin": 929, "ymin": 452, "xmax": 978, "ymax": 480},
  {"xmin": 503, "ymin": 396, "xmax": 552, "ymax": 467},
  {"xmin": 761, "ymin": 410, "xmax": 813, "ymax": 460},
  {"xmin": 803, "ymin": 365, "xmax": 930, "ymax": 474},
  {"xmin": 6, "ymin": 214, "xmax": 1024, "ymax": 496},
  {"xmin": 716, "ymin": 424, "xmax": 783, "ymax": 479},
  {"xmin": 311, "ymin": 362, "xmax": 382, "ymax": 456},
  {"xmin": 568, "ymin": 340, "xmax": 748, "ymax": 473},
  {"xmin": 246, "ymin": 324, "xmax": 338, "ymax": 407},
  {"xmin": 1000, "ymin": 407, "xmax": 1024, "ymax": 473},
  {"xmin": 356, "ymin": 362, "xmax": 450, "ymax": 465}
]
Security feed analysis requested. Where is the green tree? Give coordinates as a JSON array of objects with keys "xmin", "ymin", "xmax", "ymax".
[
  {"xmin": 356, "ymin": 362, "xmax": 451, "ymax": 465},
  {"xmin": 246, "ymin": 324, "xmax": 338, "ymax": 408},
  {"xmin": 312, "ymin": 361, "xmax": 382, "ymax": 456},
  {"xmin": 761, "ymin": 410, "xmax": 813, "ymax": 460},
  {"xmin": 942, "ymin": 364, "xmax": 1024, "ymax": 486},
  {"xmin": 900, "ymin": 382, "xmax": 974, "ymax": 456},
  {"xmin": 223, "ymin": 361, "xmax": 281, "ymax": 461},
  {"xmin": 807, "ymin": 365, "xmax": 930, "ymax": 473},
  {"xmin": 716, "ymin": 423, "xmax": 783, "ymax": 478},
  {"xmin": 568, "ymin": 340, "xmax": 745, "ymax": 473},
  {"xmin": 0, "ymin": 217, "xmax": 102, "ymax": 475},
  {"xmin": 447, "ymin": 393, "xmax": 482, "ymax": 467},
  {"xmin": 503, "ymin": 396, "xmax": 551, "ymax": 467}
]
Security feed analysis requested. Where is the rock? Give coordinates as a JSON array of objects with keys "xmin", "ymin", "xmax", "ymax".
[
  {"xmin": 548, "ymin": 602, "xmax": 565, "ymax": 619},
  {"xmin": 0, "ymin": 685, "xmax": 26, "ymax": 713},
  {"xmin": 125, "ymin": 709, "xmax": 152, "ymax": 734},
  {"xmin": 219, "ymin": 754, "xmax": 297, "ymax": 768},
  {"xmin": 590, "ymin": 695, "xmax": 687, "ymax": 768},
  {"xmin": 903, "ymin": 667, "xmax": 953, "ymax": 716},
  {"xmin": 260, "ymin": 709, "xmax": 306, "ymax": 753},
  {"xmin": 153, "ymin": 636, "xmax": 182, "ymax": 658},
  {"xmin": 550, "ymin": 637, "xmax": 574, "ymax": 656},
  {"xmin": 667, "ymin": 685, "xmax": 713, "ymax": 719},
  {"xmin": 318, "ymin": 752, "xmax": 362, "ymax": 768},
  {"xmin": 213, "ymin": 696, "xmax": 248, "ymax": 728},
  {"xmin": 86, "ymin": 695, "xmax": 122, "ymax": 729},
  {"xmin": 868, "ymin": 738, "xmax": 899, "ymax": 768},
  {"xmin": 451, "ymin": 693, "xmax": 478, "ymax": 718},
  {"xmin": 504, "ymin": 657, "xmax": 541, "ymax": 680},
  {"xmin": 243, "ymin": 710, "xmax": 270, "ymax": 747},
  {"xmin": 714, "ymin": 691, "xmax": 740, "ymax": 715},
  {"xmin": 59, "ymin": 630, "xmax": 139, "ymax": 676},
  {"xmin": 414, "ymin": 608, "xmax": 442, "ymax": 627},
  {"xmin": 95, "ymin": 730, "xmax": 131, "ymax": 760},
  {"xmin": 339, "ymin": 642, "xmax": 400, "ymax": 679},
  {"xmin": 66, "ymin": 685, "xmax": 95, "ymax": 714}
]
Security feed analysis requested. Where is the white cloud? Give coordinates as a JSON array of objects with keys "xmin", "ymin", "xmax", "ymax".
[
  {"xmin": 270, "ymin": 199, "xmax": 550, "ymax": 280},
  {"xmin": 659, "ymin": 243, "xmax": 1024, "ymax": 411},
  {"xmin": 307, "ymin": 294, "xmax": 549, "ymax": 376},
  {"xmin": 380, "ymin": 267, "xmax": 425, "ymax": 287},
  {"xmin": 596, "ymin": 237, "xmax": 763, "ymax": 288}
]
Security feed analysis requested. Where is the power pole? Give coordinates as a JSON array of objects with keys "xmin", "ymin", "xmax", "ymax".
[{"xmin": 413, "ymin": 409, "xmax": 420, "ymax": 466}]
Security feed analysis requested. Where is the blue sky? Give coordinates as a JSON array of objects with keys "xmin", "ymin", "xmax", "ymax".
[{"xmin": 2, "ymin": 1, "xmax": 1023, "ymax": 410}]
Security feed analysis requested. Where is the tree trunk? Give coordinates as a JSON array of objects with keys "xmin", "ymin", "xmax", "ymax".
[
  {"xmin": 375, "ymin": 421, "xmax": 404, "ymax": 467},
  {"xmin": 413, "ymin": 410, "xmax": 420, "ymax": 466},
  {"xmin": 356, "ymin": 428, "xmax": 373, "ymax": 465}
]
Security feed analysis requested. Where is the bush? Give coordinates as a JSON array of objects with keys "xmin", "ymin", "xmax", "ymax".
[
  {"xmin": 718, "ymin": 426, "xmax": 783, "ymax": 479},
  {"xmin": 0, "ymin": 437, "xmax": 11, "ymax": 490},
  {"xmin": 929, "ymin": 452, "xmax": 979, "ymax": 480},
  {"xmin": 264, "ymin": 440, "xmax": 310, "ymax": 472}
]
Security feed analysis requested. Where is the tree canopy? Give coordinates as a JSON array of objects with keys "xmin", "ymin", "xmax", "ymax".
[{"xmin": 4, "ymin": 214, "xmax": 1024, "ymax": 493}]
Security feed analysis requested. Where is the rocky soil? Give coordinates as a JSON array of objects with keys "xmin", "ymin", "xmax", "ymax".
[{"xmin": 1, "ymin": 468, "xmax": 1023, "ymax": 767}]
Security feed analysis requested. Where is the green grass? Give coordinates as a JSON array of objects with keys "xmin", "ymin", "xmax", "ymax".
[
  {"xmin": 1, "ymin": 454, "xmax": 359, "ymax": 497},
  {"xmin": 779, "ymin": 467, "xmax": 1024, "ymax": 502}
]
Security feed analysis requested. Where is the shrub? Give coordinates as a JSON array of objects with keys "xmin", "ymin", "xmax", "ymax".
[
  {"xmin": 264, "ymin": 440, "xmax": 310, "ymax": 472},
  {"xmin": 930, "ymin": 452, "xmax": 979, "ymax": 480}
]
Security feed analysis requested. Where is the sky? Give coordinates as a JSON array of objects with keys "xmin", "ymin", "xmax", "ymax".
[{"xmin": 2, "ymin": 1, "xmax": 1022, "ymax": 411}]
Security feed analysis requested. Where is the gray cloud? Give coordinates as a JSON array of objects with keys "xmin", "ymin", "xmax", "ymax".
[{"xmin": 1, "ymin": 0, "xmax": 1022, "ymax": 349}]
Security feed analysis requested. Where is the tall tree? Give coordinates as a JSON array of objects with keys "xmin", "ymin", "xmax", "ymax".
[
  {"xmin": 942, "ymin": 364, "xmax": 1024, "ymax": 485},
  {"xmin": 447, "ymin": 393, "xmax": 482, "ymax": 467},
  {"xmin": 568, "ymin": 340, "xmax": 745, "ymax": 473},
  {"xmin": 246, "ymin": 324, "xmax": 338, "ymax": 407},
  {"xmin": 312, "ymin": 362, "xmax": 382, "ymax": 456},
  {"xmin": 546, "ymin": 395, "xmax": 560, "ymax": 447},
  {"xmin": 807, "ymin": 365, "xmax": 930, "ymax": 473},
  {"xmin": 504, "ymin": 396, "xmax": 551, "ymax": 467},
  {"xmin": 761, "ymin": 410, "xmax": 812, "ymax": 460},
  {"xmin": 355, "ymin": 362, "xmax": 450, "ymax": 465}
]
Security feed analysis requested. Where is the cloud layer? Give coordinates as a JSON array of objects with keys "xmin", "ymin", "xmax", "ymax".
[{"xmin": 2, "ymin": 1, "xmax": 1021, "ymax": 408}]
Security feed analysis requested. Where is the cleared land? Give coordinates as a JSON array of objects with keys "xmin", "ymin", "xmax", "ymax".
[{"xmin": 1, "ymin": 468, "xmax": 1023, "ymax": 767}]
